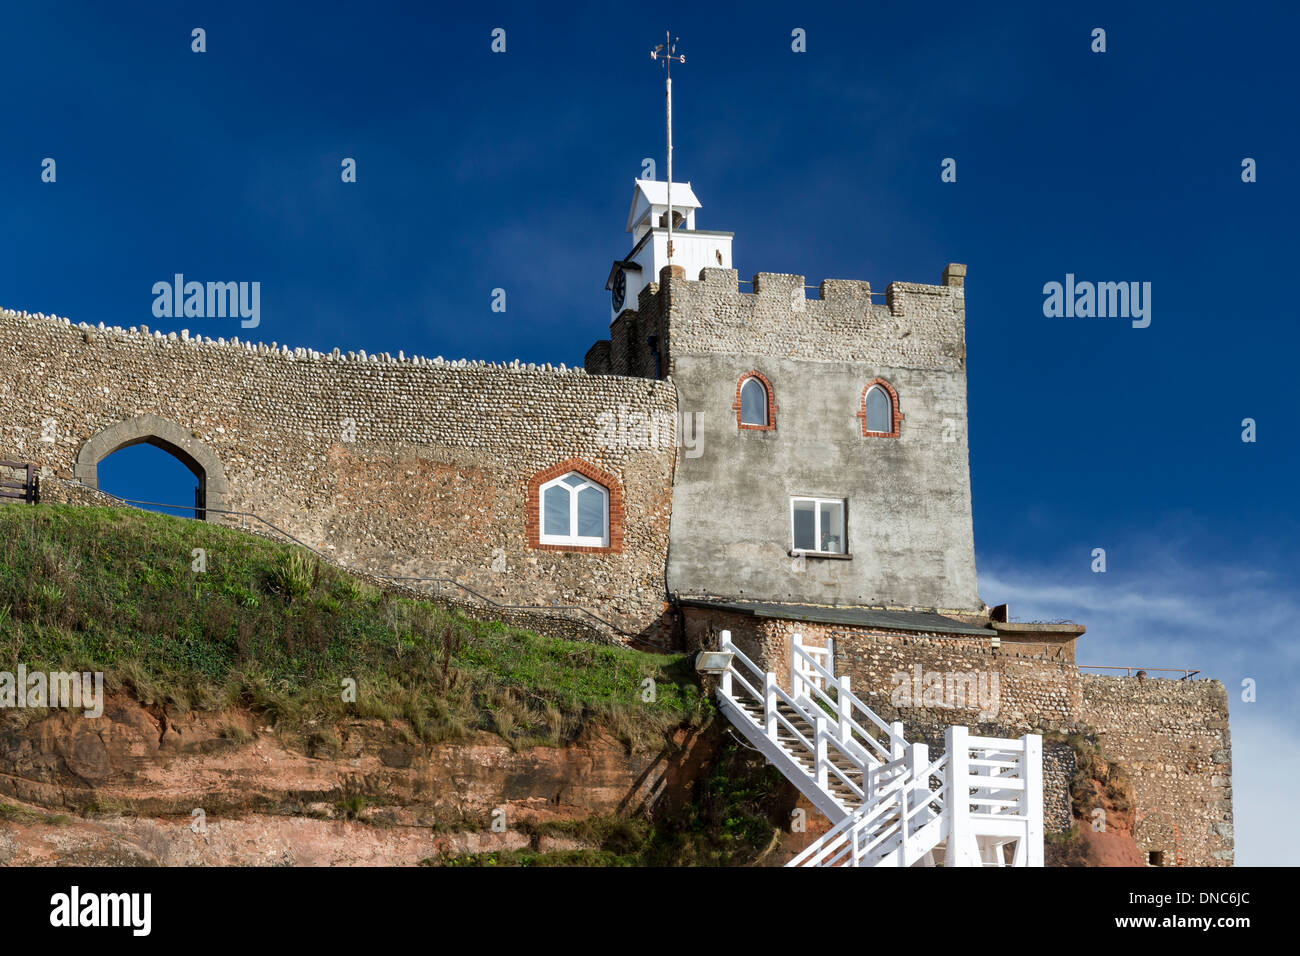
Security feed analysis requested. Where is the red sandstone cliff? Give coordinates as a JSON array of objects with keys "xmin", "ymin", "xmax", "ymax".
[{"xmin": 0, "ymin": 693, "xmax": 714, "ymax": 866}]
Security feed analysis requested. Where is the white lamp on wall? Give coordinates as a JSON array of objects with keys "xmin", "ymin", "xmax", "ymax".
[{"xmin": 694, "ymin": 650, "xmax": 733, "ymax": 674}]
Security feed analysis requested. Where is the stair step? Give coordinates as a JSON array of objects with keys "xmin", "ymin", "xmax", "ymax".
[
  {"xmin": 728, "ymin": 689, "xmax": 937, "ymax": 827},
  {"xmin": 721, "ymin": 663, "xmax": 1040, "ymax": 868}
]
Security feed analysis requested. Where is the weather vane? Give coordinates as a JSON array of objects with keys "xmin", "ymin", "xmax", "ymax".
[{"xmin": 650, "ymin": 32, "xmax": 685, "ymax": 263}]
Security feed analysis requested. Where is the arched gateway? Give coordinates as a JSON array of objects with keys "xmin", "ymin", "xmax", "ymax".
[{"xmin": 72, "ymin": 414, "xmax": 229, "ymax": 519}]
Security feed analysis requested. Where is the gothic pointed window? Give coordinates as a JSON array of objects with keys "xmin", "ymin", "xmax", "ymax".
[
  {"xmin": 734, "ymin": 372, "xmax": 776, "ymax": 430},
  {"xmin": 858, "ymin": 379, "xmax": 902, "ymax": 438},
  {"xmin": 740, "ymin": 378, "xmax": 767, "ymax": 425},
  {"xmin": 864, "ymin": 387, "xmax": 890, "ymax": 432}
]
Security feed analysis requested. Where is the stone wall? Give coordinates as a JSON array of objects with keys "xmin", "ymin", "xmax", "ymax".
[
  {"xmin": 684, "ymin": 606, "xmax": 1078, "ymax": 833},
  {"xmin": 602, "ymin": 268, "xmax": 969, "ymax": 378},
  {"xmin": 1, "ymin": 287, "xmax": 1234, "ymax": 863},
  {"xmin": 25, "ymin": 475, "xmax": 124, "ymax": 509},
  {"xmin": 683, "ymin": 609, "xmax": 1080, "ymax": 731},
  {"xmin": 683, "ymin": 606, "xmax": 1233, "ymax": 857},
  {"xmin": 1081, "ymin": 675, "xmax": 1233, "ymax": 866},
  {"xmin": 1040, "ymin": 741, "xmax": 1078, "ymax": 835},
  {"xmin": 0, "ymin": 308, "xmax": 678, "ymax": 641}
]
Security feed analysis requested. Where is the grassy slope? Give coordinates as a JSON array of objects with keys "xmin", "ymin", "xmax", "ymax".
[{"xmin": 0, "ymin": 504, "xmax": 709, "ymax": 750}]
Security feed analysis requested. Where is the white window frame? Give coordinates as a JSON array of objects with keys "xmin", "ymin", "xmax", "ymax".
[
  {"xmin": 789, "ymin": 496, "xmax": 847, "ymax": 555},
  {"xmin": 538, "ymin": 472, "xmax": 610, "ymax": 547}
]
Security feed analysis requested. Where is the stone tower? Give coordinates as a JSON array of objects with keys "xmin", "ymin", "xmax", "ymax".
[{"xmin": 588, "ymin": 182, "xmax": 981, "ymax": 615}]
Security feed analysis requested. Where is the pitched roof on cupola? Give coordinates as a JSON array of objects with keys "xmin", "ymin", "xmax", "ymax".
[{"xmin": 625, "ymin": 178, "xmax": 702, "ymax": 233}]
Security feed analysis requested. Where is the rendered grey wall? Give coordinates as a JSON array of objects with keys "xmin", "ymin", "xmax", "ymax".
[{"xmin": 660, "ymin": 269, "xmax": 982, "ymax": 613}]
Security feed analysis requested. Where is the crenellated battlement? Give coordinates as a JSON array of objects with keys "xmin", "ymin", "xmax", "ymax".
[{"xmin": 591, "ymin": 263, "xmax": 968, "ymax": 379}]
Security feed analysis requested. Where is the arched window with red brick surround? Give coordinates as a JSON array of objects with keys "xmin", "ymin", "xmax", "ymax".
[
  {"xmin": 526, "ymin": 458, "xmax": 624, "ymax": 553},
  {"xmin": 733, "ymin": 371, "xmax": 777, "ymax": 430},
  {"xmin": 857, "ymin": 379, "xmax": 903, "ymax": 438}
]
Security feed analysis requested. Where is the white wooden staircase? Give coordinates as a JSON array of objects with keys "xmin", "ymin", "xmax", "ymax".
[{"xmin": 706, "ymin": 631, "xmax": 1043, "ymax": 867}]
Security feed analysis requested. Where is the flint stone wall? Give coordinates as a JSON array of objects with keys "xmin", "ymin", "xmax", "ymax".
[
  {"xmin": 0, "ymin": 308, "xmax": 678, "ymax": 641},
  {"xmin": 684, "ymin": 607, "xmax": 1231, "ymax": 860},
  {"xmin": 1081, "ymin": 675, "xmax": 1233, "ymax": 866}
]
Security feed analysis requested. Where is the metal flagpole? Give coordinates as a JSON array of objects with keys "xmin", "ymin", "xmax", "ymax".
[{"xmin": 650, "ymin": 32, "xmax": 685, "ymax": 266}]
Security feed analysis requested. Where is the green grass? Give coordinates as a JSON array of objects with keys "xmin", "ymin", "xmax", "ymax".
[{"xmin": 0, "ymin": 504, "xmax": 710, "ymax": 750}]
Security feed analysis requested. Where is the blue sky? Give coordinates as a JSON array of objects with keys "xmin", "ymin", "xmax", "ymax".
[{"xmin": 3, "ymin": 1, "xmax": 1296, "ymax": 864}]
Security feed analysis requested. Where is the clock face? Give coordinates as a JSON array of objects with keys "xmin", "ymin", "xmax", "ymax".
[{"xmin": 611, "ymin": 268, "xmax": 626, "ymax": 312}]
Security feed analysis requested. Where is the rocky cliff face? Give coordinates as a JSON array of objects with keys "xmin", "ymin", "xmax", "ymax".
[{"xmin": 0, "ymin": 694, "xmax": 713, "ymax": 866}]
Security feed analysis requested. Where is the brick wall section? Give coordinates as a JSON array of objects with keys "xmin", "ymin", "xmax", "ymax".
[
  {"xmin": 1081, "ymin": 675, "xmax": 1234, "ymax": 866},
  {"xmin": 0, "ymin": 308, "xmax": 678, "ymax": 641}
]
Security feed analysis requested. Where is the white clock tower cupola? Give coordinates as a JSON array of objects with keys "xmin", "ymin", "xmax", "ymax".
[{"xmin": 605, "ymin": 179, "xmax": 734, "ymax": 322}]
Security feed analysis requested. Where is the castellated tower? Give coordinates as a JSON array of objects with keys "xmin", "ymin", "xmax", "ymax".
[
  {"xmin": 585, "ymin": 181, "xmax": 1232, "ymax": 868},
  {"xmin": 588, "ymin": 181, "xmax": 980, "ymax": 617}
]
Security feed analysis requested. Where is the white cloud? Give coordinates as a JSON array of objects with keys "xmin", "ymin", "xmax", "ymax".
[
  {"xmin": 981, "ymin": 558, "xmax": 1300, "ymax": 678},
  {"xmin": 980, "ymin": 549, "xmax": 1300, "ymax": 866},
  {"xmin": 1229, "ymin": 711, "xmax": 1300, "ymax": 866}
]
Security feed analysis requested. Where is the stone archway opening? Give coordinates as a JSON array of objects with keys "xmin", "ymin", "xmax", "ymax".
[{"xmin": 74, "ymin": 415, "xmax": 229, "ymax": 521}]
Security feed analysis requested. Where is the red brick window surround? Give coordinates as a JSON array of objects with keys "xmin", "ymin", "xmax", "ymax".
[
  {"xmin": 525, "ymin": 458, "xmax": 624, "ymax": 553},
  {"xmin": 733, "ymin": 371, "xmax": 777, "ymax": 430},
  {"xmin": 857, "ymin": 379, "xmax": 903, "ymax": 438}
]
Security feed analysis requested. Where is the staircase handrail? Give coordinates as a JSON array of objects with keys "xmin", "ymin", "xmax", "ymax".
[
  {"xmin": 791, "ymin": 639, "xmax": 908, "ymax": 757},
  {"xmin": 765, "ymin": 682, "xmax": 868, "ymax": 804},
  {"xmin": 789, "ymin": 793, "xmax": 891, "ymax": 867},
  {"xmin": 790, "ymin": 748, "xmax": 951, "ymax": 867},
  {"xmin": 789, "ymin": 760, "xmax": 919, "ymax": 867},
  {"xmin": 719, "ymin": 636, "xmax": 764, "ymax": 683},
  {"xmin": 902, "ymin": 753, "xmax": 949, "ymax": 829},
  {"xmin": 718, "ymin": 634, "xmax": 866, "ymax": 806},
  {"xmin": 718, "ymin": 639, "xmax": 767, "ymax": 704},
  {"xmin": 797, "ymin": 669, "xmax": 894, "ymax": 765},
  {"xmin": 715, "ymin": 633, "xmax": 1043, "ymax": 867},
  {"xmin": 967, "ymin": 738, "xmax": 1032, "ymax": 818}
]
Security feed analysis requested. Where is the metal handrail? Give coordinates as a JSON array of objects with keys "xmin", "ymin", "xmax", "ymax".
[{"xmin": 1078, "ymin": 665, "xmax": 1201, "ymax": 680}]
